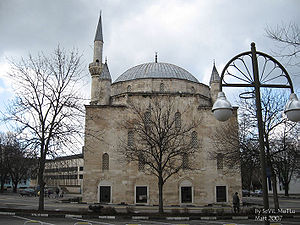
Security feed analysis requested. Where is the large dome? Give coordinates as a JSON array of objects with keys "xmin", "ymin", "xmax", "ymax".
[{"xmin": 114, "ymin": 62, "xmax": 199, "ymax": 83}]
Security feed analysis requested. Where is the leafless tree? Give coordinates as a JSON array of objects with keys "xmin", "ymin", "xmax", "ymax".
[
  {"xmin": 211, "ymin": 88, "xmax": 291, "ymax": 210},
  {"xmin": 0, "ymin": 132, "xmax": 37, "ymax": 193},
  {"xmin": 271, "ymin": 121, "xmax": 300, "ymax": 196},
  {"xmin": 2, "ymin": 46, "xmax": 85, "ymax": 211},
  {"xmin": 209, "ymin": 115, "xmax": 260, "ymax": 191},
  {"xmin": 0, "ymin": 132, "xmax": 12, "ymax": 192},
  {"xmin": 265, "ymin": 23, "xmax": 300, "ymax": 72},
  {"xmin": 117, "ymin": 97, "xmax": 200, "ymax": 213}
]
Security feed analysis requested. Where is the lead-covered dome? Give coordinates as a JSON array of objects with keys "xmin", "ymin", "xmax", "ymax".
[{"xmin": 114, "ymin": 62, "xmax": 199, "ymax": 83}]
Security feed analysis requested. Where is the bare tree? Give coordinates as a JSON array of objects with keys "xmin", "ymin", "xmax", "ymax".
[
  {"xmin": 211, "ymin": 89, "xmax": 290, "ymax": 210},
  {"xmin": 266, "ymin": 23, "xmax": 300, "ymax": 71},
  {"xmin": 209, "ymin": 115, "xmax": 260, "ymax": 191},
  {"xmin": 2, "ymin": 46, "xmax": 85, "ymax": 211},
  {"xmin": 271, "ymin": 121, "xmax": 300, "ymax": 196},
  {"xmin": 0, "ymin": 132, "xmax": 12, "ymax": 192},
  {"xmin": 117, "ymin": 97, "xmax": 199, "ymax": 213},
  {"xmin": 5, "ymin": 135, "xmax": 37, "ymax": 193}
]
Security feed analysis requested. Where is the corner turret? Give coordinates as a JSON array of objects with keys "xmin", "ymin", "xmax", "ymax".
[{"xmin": 209, "ymin": 62, "xmax": 221, "ymax": 104}]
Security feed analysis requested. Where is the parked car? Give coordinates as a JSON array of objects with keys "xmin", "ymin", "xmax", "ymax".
[
  {"xmin": 19, "ymin": 188, "xmax": 36, "ymax": 196},
  {"xmin": 242, "ymin": 189, "xmax": 250, "ymax": 197},
  {"xmin": 254, "ymin": 189, "xmax": 263, "ymax": 197}
]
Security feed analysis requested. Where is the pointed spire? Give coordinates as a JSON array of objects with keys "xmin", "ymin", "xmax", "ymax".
[
  {"xmin": 210, "ymin": 61, "xmax": 221, "ymax": 85},
  {"xmin": 94, "ymin": 11, "xmax": 103, "ymax": 42},
  {"xmin": 99, "ymin": 61, "xmax": 112, "ymax": 81}
]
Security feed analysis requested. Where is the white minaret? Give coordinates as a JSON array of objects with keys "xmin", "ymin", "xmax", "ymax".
[
  {"xmin": 89, "ymin": 12, "xmax": 111, "ymax": 105},
  {"xmin": 209, "ymin": 61, "xmax": 221, "ymax": 104}
]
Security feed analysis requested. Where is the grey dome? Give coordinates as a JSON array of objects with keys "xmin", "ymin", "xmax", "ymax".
[{"xmin": 114, "ymin": 62, "xmax": 199, "ymax": 83}]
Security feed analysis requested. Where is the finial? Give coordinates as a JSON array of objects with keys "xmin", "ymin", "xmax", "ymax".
[
  {"xmin": 155, "ymin": 52, "xmax": 158, "ymax": 63},
  {"xmin": 213, "ymin": 59, "xmax": 215, "ymax": 67},
  {"xmin": 105, "ymin": 56, "xmax": 107, "ymax": 64}
]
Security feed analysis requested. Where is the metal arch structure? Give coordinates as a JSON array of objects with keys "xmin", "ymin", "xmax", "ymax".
[
  {"xmin": 217, "ymin": 42, "xmax": 296, "ymax": 225},
  {"xmin": 219, "ymin": 43, "xmax": 294, "ymax": 93}
]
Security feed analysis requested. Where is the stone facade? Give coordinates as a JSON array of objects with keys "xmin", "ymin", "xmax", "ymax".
[{"xmin": 82, "ymin": 14, "xmax": 242, "ymax": 205}]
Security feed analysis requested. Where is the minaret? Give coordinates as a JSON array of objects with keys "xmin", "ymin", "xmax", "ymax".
[
  {"xmin": 209, "ymin": 61, "xmax": 221, "ymax": 104},
  {"xmin": 89, "ymin": 12, "xmax": 111, "ymax": 105}
]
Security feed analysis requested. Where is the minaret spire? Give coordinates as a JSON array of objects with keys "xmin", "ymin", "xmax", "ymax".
[
  {"xmin": 94, "ymin": 11, "xmax": 103, "ymax": 42},
  {"xmin": 210, "ymin": 61, "xmax": 220, "ymax": 85},
  {"xmin": 93, "ymin": 11, "xmax": 104, "ymax": 63}
]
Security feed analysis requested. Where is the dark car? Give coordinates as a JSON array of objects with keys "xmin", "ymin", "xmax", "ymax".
[
  {"xmin": 242, "ymin": 189, "xmax": 250, "ymax": 197},
  {"xmin": 19, "ymin": 188, "xmax": 36, "ymax": 196}
]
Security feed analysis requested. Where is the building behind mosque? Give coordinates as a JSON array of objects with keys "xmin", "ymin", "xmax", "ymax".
[{"xmin": 82, "ymin": 14, "xmax": 241, "ymax": 205}]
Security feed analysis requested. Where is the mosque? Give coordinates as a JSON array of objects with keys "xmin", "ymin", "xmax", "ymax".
[{"xmin": 82, "ymin": 14, "xmax": 241, "ymax": 206}]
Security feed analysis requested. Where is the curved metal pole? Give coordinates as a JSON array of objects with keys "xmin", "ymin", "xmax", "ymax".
[
  {"xmin": 251, "ymin": 43, "xmax": 269, "ymax": 225},
  {"xmin": 217, "ymin": 42, "xmax": 296, "ymax": 225},
  {"xmin": 219, "ymin": 45, "xmax": 294, "ymax": 93}
]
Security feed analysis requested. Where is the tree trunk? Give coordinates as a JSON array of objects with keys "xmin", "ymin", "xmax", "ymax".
[
  {"xmin": 158, "ymin": 176, "xmax": 164, "ymax": 214},
  {"xmin": 38, "ymin": 156, "xmax": 46, "ymax": 211},
  {"xmin": 0, "ymin": 175, "xmax": 5, "ymax": 193},
  {"xmin": 284, "ymin": 183, "xmax": 289, "ymax": 196},
  {"xmin": 270, "ymin": 171, "xmax": 279, "ymax": 211},
  {"xmin": 13, "ymin": 181, "xmax": 18, "ymax": 193}
]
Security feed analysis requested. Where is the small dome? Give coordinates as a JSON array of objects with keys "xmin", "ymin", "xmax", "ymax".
[{"xmin": 114, "ymin": 62, "xmax": 199, "ymax": 83}]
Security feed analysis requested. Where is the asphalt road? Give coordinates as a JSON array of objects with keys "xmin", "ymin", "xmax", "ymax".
[
  {"xmin": 1, "ymin": 193, "xmax": 300, "ymax": 224},
  {"xmin": 1, "ymin": 214, "xmax": 300, "ymax": 225}
]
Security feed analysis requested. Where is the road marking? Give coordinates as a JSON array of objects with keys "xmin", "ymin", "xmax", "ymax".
[
  {"xmin": 136, "ymin": 220, "xmax": 174, "ymax": 225},
  {"xmin": 74, "ymin": 218, "xmax": 115, "ymax": 225},
  {"xmin": 13, "ymin": 215, "xmax": 55, "ymax": 225}
]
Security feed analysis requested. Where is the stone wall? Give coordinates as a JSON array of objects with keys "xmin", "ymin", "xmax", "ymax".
[{"xmin": 83, "ymin": 90, "xmax": 241, "ymax": 205}]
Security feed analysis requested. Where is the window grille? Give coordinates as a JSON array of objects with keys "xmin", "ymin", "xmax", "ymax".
[
  {"xmin": 182, "ymin": 153, "xmax": 189, "ymax": 169},
  {"xmin": 144, "ymin": 111, "xmax": 151, "ymax": 128},
  {"xmin": 191, "ymin": 131, "xmax": 198, "ymax": 148},
  {"xmin": 128, "ymin": 130, "xmax": 134, "ymax": 147},
  {"xmin": 160, "ymin": 83, "xmax": 165, "ymax": 92},
  {"xmin": 217, "ymin": 153, "xmax": 223, "ymax": 170},
  {"xmin": 175, "ymin": 112, "xmax": 181, "ymax": 129},
  {"xmin": 138, "ymin": 152, "xmax": 145, "ymax": 171},
  {"xmin": 102, "ymin": 153, "xmax": 109, "ymax": 170}
]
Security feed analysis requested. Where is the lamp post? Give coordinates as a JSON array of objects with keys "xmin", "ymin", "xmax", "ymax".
[{"xmin": 212, "ymin": 42, "xmax": 300, "ymax": 225}]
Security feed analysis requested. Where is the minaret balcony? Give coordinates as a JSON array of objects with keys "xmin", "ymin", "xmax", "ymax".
[{"xmin": 89, "ymin": 62, "xmax": 102, "ymax": 75}]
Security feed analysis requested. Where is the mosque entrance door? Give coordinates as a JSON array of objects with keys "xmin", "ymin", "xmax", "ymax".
[{"xmin": 99, "ymin": 186, "xmax": 111, "ymax": 203}]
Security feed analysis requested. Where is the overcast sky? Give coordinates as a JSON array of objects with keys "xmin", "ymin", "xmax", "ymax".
[{"xmin": 0, "ymin": 0, "xmax": 299, "ymax": 116}]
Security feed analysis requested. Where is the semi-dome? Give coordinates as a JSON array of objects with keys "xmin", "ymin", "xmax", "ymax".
[{"xmin": 114, "ymin": 62, "xmax": 199, "ymax": 83}]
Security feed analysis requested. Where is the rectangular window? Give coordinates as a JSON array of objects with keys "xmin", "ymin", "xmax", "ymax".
[
  {"xmin": 79, "ymin": 174, "xmax": 83, "ymax": 179},
  {"xmin": 79, "ymin": 166, "xmax": 83, "ymax": 171},
  {"xmin": 216, "ymin": 186, "xmax": 227, "ymax": 202},
  {"xmin": 136, "ymin": 186, "xmax": 147, "ymax": 204},
  {"xmin": 181, "ymin": 186, "xmax": 192, "ymax": 203}
]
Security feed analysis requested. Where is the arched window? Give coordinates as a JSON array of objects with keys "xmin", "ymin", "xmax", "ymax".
[
  {"xmin": 127, "ymin": 85, "xmax": 132, "ymax": 92},
  {"xmin": 128, "ymin": 130, "xmax": 134, "ymax": 147},
  {"xmin": 138, "ymin": 152, "xmax": 145, "ymax": 171},
  {"xmin": 175, "ymin": 112, "xmax": 181, "ymax": 129},
  {"xmin": 182, "ymin": 153, "xmax": 189, "ymax": 170},
  {"xmin": 217, "ymin": 153, "xmax": 224, "ymax": 170},
  {"xmin": 191, "ymin": 87, "xmax": 195, "ymax": 93},
  {"xmin": 160, "ymin": 83, "xmax": 165, "ymax": 92},
  {"xmin": 144, "ymin": 110, "xmax": 151, "ymax": 128},
  {"xmin": 191, "ymin": 131, "xmax": 198, "ymax": 148},
  {"xmin": 102, "ymin": 153, "xmax": 109, "ymax": 170}
]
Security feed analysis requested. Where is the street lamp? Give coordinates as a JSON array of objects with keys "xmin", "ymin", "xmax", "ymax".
[{"xmin": 212, "ymin": 42, "xmax": 300, "ymax": 224}]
